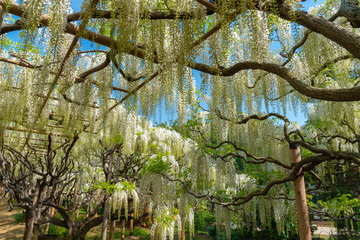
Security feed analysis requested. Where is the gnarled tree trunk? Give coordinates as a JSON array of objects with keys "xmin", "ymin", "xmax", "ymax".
[{"xmin": 23, "ymin": 180, "xmax": 40, "ymax": 240}]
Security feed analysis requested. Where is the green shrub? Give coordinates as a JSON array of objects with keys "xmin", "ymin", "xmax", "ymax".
[
  {"xmin": 90, "ymin": 236, "xmax": 101, "ymax": 240},
  {"xmin": 194, "ymin": 209, "xmax": 216, "ymax": 232},
  {"xmin": 132, "ymin": 227, "xmax": 150, "ymax": 236},
  {"xmin": 13, "ymin": 212, "xmax": 25, "ymax": 223},
  {"xmin": 113, "ymin": 227, "xmax": 150, "ymax": 239},
  {"xmin": 48, "ymin": 224, "xmax": 68, "ymax": 239}
]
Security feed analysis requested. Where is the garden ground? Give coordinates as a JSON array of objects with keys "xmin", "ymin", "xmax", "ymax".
[
  {"xmin": 0, "ymin": 198, "xmax": 339, "ymax": 240},
  {"xmin": 0, "ymin": 199, "xmax": 211, "ymax": 240},
  {"xmin": 0, "ymin": 198, "xmax": 24, "ymax": 240}
]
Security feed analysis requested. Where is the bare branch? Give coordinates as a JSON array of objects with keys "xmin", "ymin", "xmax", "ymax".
[
  {"xmin": 195, "ymin": 0, "xmax": 217, "ymax": 12},
  {"xmin": 310, "ymin": 55, "xmax": 352, "ymax": 86},
  {"xmin": 67, "ymin": 9, "xmax": 215, "ymax": 22},
  {"xmin": 23, "ymin": 0, "xmax": 101, "ymax": 147},
  {"xmin": 191, "ymin": 61, "xmax": 360, "ymax": 101}
]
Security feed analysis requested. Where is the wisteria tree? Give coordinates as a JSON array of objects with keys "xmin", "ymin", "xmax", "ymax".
[{"xmin": 0, "ymin": 0, "xmax": 360, "ymax": 239}]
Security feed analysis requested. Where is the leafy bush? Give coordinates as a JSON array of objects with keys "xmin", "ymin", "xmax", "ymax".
[
  {"xmin": 89, "ymin": 237, "xmax": 100, "ymax": 240},
  {"xmin": 112, "ymin": 227, "xmax": 150, "ymax": 239},
  {"xmin": 207, "ymin": 225, "xmax": 299, "ymax": 240},
  {"xmin": 194, "ymin": 209, "xmax": 216, "ymax": 232},
  {"xmin": 132, "ymin": 227, "xmax": 150, "ymax": 236},
  {"xmin": 48, "ymin": 224, "xmax": 68, "ymax": 239},
  {"xmin": 13, "ymin": 212, "xmax": 25, "ymax": 223}
]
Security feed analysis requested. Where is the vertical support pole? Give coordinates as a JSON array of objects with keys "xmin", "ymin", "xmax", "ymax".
[
  {"xmin": 121, "ymin": 219, "xmax": 126, "ymax": 240},
  {"xmin": 109, "ymin": 219, "xmax": 116, "ymax": 240},
  {"xmin": 153, "ymin": 226, "xmax": 159, "ymax": 240},
  {"xmin": 129, "ymin": 217, "xmax": 134, "ymax": 235},
  {"xmin": 181, "ymin": 214, "xmax": 186, "ymax": 240},
  {"xmin": 289, "ymin": 144, "xmax": 311, "ymax": 240}
]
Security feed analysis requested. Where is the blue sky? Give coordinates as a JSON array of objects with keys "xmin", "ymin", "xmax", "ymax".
[
  {"xmin": 68, "ymin": 0, "xmax": 327, "ymax": 126},
  {"xmin": 5, "ymin": 0, "xmax": 327, "ymax": 126}
]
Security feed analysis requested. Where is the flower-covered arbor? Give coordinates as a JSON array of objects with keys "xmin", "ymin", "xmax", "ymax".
[{"xmin": 0, "ymin": 0, "xmax": 360, "ymax": 239}]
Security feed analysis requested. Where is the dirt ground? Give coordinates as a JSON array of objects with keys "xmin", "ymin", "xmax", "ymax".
[
  {"xmin": 0, "ymin": 198, "xmax": 24, "ymax": 240},
  {"xmin": 0, "ymin": 199, "xmax": 211, "ymax": 240}
]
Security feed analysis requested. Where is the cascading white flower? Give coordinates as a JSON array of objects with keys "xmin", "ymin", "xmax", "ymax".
[{"xmin": 111, "ymin": 182, "xmax": 140, "ymax": 220}]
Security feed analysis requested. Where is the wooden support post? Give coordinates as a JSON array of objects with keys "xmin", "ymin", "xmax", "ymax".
[
  {"xmin": 289, "ymin": 144, "xmax": 311, "ymax": 240},
  {"xmin": 109, "ymin": 219, "xmax": 116, "ymax": 240},
  {"xmin": 130, "ymin": 217, "xmax": 134, "ymax": 235},
  {"xmin": 181, "ymin": 214, "xmax": 186, "ymax": 240},
  {"xmin": 121, "ymin": 219, "xmax": 126, "ymax": 240},
  {"xmin": 153, "ymin": 226, "xmax": 159, "ymax": 240}
]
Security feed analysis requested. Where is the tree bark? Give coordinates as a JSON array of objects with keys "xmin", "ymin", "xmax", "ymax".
[
  {"xmin": 129, "ymin": 195, "xmax": 134, "ymax": 235},
  {"xmin": 95, "ymin": 176, "xmax": 100, "ymax": 218},
  {"xmin": 45, "ymin": 184, "xmax": 57, "ymax": 234},
  {"xmin": 0, "ymin": 4, "xmax": 4, "ymax": 29},
  {"xmin": 64, "ymin": 186, "xmax": 71, "ymax": 209},
  {"xmin": 0, "ymin": 180, "xmax": 5, "ymax": 201},
  {"xmin": 101, "ymin": 197, "xmax": 110, "ymax": 240},
  {"xmin": 68, "ymin": 178, "xmax": 79, "ymax": 239},
  {"xmin": 101, "ymin": 153, "xmax": 114, "ymax": 240},
  {"xmin": 289, "ymin": 144, "xmax": 311, "ymax": 240},
  {"xmin": 33, "ymin": 224, "xmax": 40, "ymax": 240},
  {"xmin": 23, "ymin": 180, "xmax": 40, "ymax": 240},
  {"xmin": 71, "ymin": 178, "xmax": 79, "ymax": 223},
  {"xmin": 276, "ymin": 3, "xmax": 360, "ymax": 59}
]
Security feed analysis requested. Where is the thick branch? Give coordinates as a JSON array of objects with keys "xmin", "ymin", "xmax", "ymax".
[
  {"xmin": 276, "ymin": 4, "xmax": 360, "ymax": 59},
  {"xmin": 67, "ymin": 9, "xmax": 214, "ymax": 22},
  {"xmin": 195, "ymin": 0, "xmax": 218, "ymax": 12},
  {"xmin": 23, "ymin": 0, "xmax": 100, "ymax": 147},
  {"xmin": 192, "ymin": 61, "xmax": 360, "ymax": 101}
]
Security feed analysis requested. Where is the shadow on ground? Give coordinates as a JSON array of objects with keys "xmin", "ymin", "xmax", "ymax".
[{"xmin": 0, "ymin": 199, "xmax": 24, "ymax": 240}]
